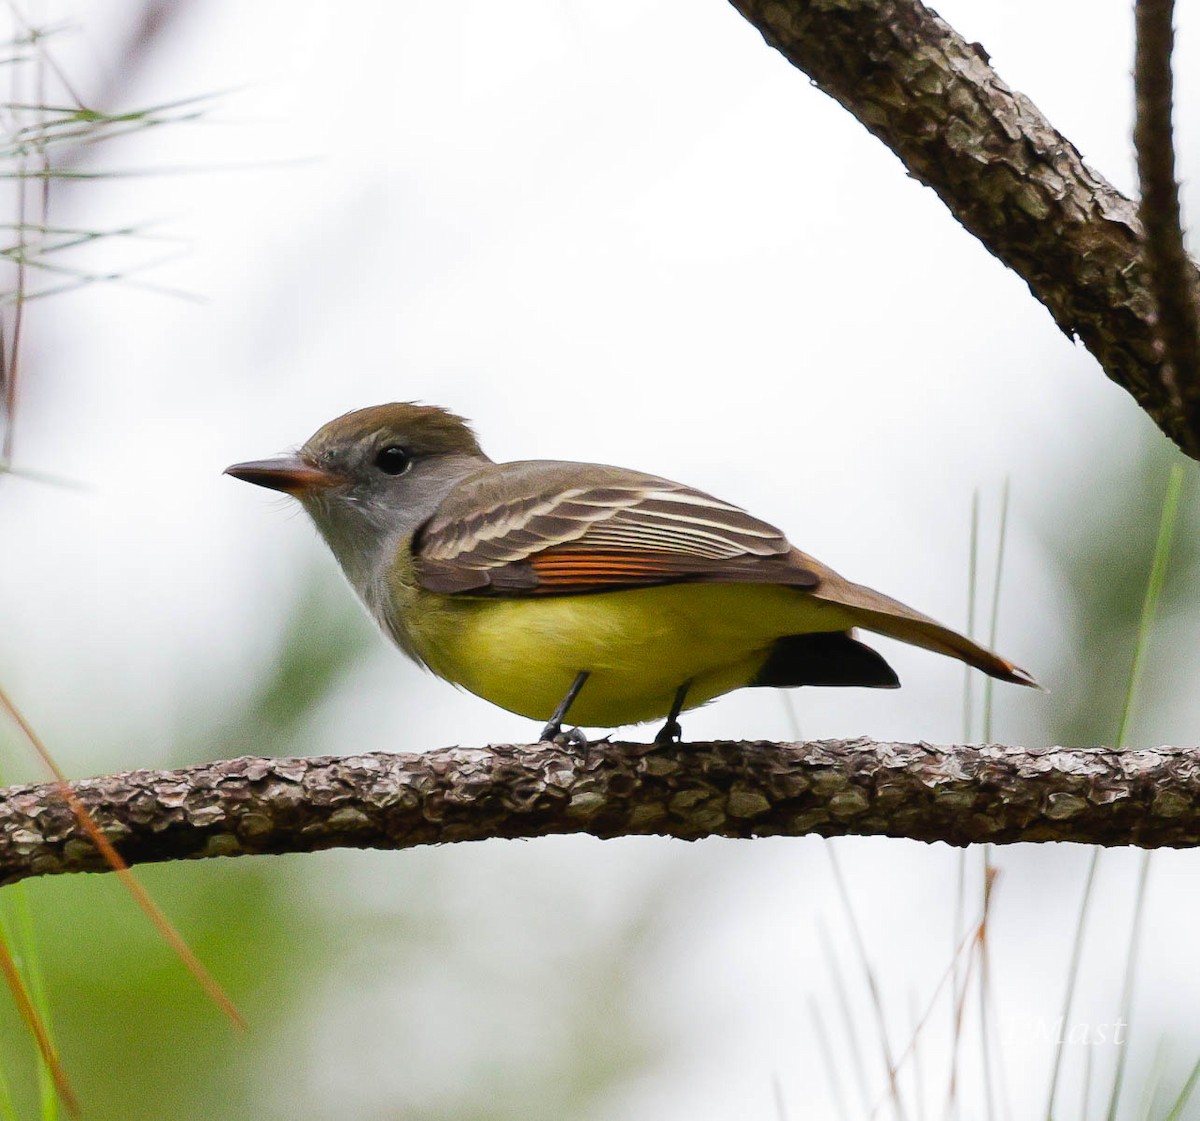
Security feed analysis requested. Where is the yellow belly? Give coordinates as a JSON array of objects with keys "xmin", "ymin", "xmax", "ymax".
[{"xmin": 400, "ymin": 583, "xmax": 854, "ymax": 727}]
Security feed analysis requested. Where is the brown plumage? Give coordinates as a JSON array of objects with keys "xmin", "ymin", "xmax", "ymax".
[
  {"xmin": 411, "ymin": 451, "xmax": 1032, "ymax": 688},
  {"xmin": 228, "ymin": 402, "xmax": 1035, "ymax": 738}
]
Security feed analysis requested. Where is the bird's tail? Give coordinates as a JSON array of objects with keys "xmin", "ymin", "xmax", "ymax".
[{"xmin": 806, "ymin": 565, "xmax": 1037, "ymax": 687}]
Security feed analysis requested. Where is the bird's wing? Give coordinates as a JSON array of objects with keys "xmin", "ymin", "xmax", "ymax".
[
  {"xmin": 413, "ymin": 460, "xmax": 818, "ymax": 595},
  {"xmin": 412, "ymin": 459, "xmax": 1037, "ymax": 686}
]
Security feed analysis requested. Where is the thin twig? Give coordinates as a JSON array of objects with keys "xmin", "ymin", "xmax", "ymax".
[
  {"xmin": 1105, "ymin": 853, "xmax": 1154, "ymax": 1121},
  {"xmin": 1045, "ymin": 848, "xmax": 1101, "ymax": 1121},
  {"xmin": 1134, "ymin": 0, "xmax": 1200, "ymax": 427},
  {"xmin": 819, "ymin": 920, "xmax": 874, "ymax": 1119},
  {"xmin": 826, "ymin": 843, "xmax": 908, "ymax": 1121}
]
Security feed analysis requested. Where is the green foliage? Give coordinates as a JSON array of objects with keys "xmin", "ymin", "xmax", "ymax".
[{"xmin": 1038, "ymin": 430, "xmax": 1200, "ymax": 750}]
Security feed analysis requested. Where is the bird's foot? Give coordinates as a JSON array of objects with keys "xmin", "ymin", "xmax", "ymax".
[
  {"xmin": 653, "ymin": 681, "xmax": 690, "ymax": 746},
  {"xmin": 539, "ymin": 723, "xmax": 589, "ymax": 750},
  {"xmin": 653, "ymin": 718, "xmax": 683, "ymax": 746}
]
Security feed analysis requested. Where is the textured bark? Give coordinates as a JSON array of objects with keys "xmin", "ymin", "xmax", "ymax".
[
  {"xmin": 1, "ymin": 739, "xmax": 1199, "ymax": 883},
  {"xmin": 1135, "ymin": 0, "xmax": 1200, "ymax": 431},
  {"xmin": 727, "ymin": 0, "xmax": 1200, "ymax": 458}
]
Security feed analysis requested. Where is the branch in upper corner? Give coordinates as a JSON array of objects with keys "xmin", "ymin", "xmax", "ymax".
[
  {"xmin": 1134, "ymin": 0, "xmax": 1200, "ymax": 431},
  {"xmin": 1, "ymin": 739, "xmax": 1199, "ymax": 884},
  {"xmin": 726, "ymin": 0, "xmax": 1200, "ymax": 458}
]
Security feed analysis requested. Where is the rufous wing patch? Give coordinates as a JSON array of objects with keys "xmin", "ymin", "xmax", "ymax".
[{"xmin": 529, "ymin": 550, "xmax": 686, "ymax": 589}]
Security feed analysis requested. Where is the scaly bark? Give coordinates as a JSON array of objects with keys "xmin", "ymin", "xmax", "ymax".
[
  {"xmin": 1134, "ymin": 0, "xmax": 1200, "ymax": 432},
  {"xmin": 2, "ymin": 739, "xmax": 1198, "ymax": 884}
]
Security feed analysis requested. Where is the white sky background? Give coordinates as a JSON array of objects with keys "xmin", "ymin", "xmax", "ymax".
[{"xmin": 3, "ymin": 1, "xmax": 1200, "ymax": 1119}]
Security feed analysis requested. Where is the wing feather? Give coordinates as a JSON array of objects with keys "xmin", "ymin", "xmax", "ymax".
[{"xmin": 414, "ymin": 460, "xmax": 817, "ymax": 595}]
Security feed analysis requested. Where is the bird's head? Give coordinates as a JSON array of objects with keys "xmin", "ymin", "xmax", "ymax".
[{"xmin": 226, "ymin": 402, "xmax": 489, "ymax": 585}]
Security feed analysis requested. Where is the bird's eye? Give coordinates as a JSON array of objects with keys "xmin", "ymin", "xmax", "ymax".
[{"xmin": 374, "ymin": 445, "xmax": 412, "ymax": 475}]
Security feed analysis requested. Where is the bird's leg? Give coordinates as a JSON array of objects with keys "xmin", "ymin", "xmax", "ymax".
[
  {"xmin": 540, "ymin": 670, "xmax": 590, "ymax": 748},
  {"xmin": 654, "ymin": 681, "xmax": 692, "ymax": 746}
]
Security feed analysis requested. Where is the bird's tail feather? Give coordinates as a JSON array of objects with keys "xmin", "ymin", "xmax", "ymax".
[{"xmin": 809, "ymin": 572, "xmax": 1036, "ymax": 687}]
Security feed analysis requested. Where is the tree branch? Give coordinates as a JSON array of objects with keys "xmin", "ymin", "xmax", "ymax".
[
  {"xmin": 727, "ymin": 0, "xmax": 1200, "ymax": 458},
  {"xmin": 1134, "ymin": 0, "xmax": 1200, "ymax": 434},
  {"xmin": 2, "ymin": 739, "xmax": 1198, "ymax": 883}
]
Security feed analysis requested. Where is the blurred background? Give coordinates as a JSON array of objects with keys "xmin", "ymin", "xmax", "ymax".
[{"xmin": 1, "ymin": 0, "xmax": 1199, "ymax": 1117}]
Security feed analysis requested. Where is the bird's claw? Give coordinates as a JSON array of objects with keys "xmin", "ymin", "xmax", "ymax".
[
  {"xmin": 540, "ymin": 724, "xmax": 589, "ymax": 750},
  {"xmin": 654, "ymin": 719, "xmax": 683, "ymax": 746}
]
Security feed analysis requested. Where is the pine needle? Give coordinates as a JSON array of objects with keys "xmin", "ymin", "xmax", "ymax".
[
  {"xmin": 0, "ymin": 684, "xmax": 246, "ymax": 1031},
  {"xmin": 0, "ymin": 926, "xmax": 77, "ymax": 1115}
]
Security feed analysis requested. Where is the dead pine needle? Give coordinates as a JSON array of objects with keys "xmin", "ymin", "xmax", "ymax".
[
  {"xmin": 0, "ymin": 924, "xmax": 78, "ymax": 1115},
  {"xmin": 0, "ymin": 683, "xmax": 246, "ymax": 1030}
]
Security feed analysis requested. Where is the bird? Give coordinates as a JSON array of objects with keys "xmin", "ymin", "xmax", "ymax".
[{"xmin": 226, "ymin": 403, "xmax": 1034, "ymax": 745}]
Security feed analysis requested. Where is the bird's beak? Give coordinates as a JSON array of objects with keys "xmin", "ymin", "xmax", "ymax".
[{"xmin": 224, "ymin": 454, "xmax": 346, "ymax": 496}]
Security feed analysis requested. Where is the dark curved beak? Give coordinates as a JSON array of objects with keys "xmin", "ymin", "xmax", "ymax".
[{"xmin": 224, "ymin": 454, "xmax": 345, "ymax": 496}]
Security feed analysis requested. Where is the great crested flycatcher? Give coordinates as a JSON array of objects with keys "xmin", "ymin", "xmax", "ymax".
[{"xmin": 227, "ymin": 403, "xmax": 1034, "ymax": 744}]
